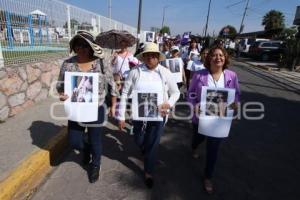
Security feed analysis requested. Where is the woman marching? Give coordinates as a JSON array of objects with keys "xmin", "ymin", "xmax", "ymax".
[
  {"xmin": 118, "ymin": 42, "xmax": 180, "ymax": 188},
  {"xmin": 188, "ymin": 46, "xmax": 240, "ymax": 194},
  {"xmin": 56, "ymin": 31, "xmax": 117, "ymax": 183},
  {"xmin": 182, "ymin": 38, "xmax": 201, "ymax": 89}
]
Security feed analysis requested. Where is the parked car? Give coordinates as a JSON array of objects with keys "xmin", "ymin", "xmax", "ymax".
[
  {"xmin": 248, "ymin": 40, "xmax": 286, "ymax": 61},
  {"xmin": 239, "ymin": 38, "xmax": 269, "ymax": 55}
]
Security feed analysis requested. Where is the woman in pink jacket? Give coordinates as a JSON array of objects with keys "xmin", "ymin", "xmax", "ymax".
[{"xmin": 188, "ymin": 46, "xmax": 240, "ymax": 194}]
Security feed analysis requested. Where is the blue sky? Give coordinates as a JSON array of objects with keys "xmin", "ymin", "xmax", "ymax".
[{"xmin": 61, "ymin": 0, "xmax": 299, "ymax": 35}]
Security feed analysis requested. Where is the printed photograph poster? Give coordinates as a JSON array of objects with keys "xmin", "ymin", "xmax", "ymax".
[
  {"xmin": 198, "ymin": 86, "xmax": 236, "ymax": 138},
  {"xmin": 166, "ymin": 58, "xmax": 183, "ymax": 83},
  {"xmin": 64, "ymin": 72, "xmax": 99, "ymax": 122},
  {"xmin": 189, "ymin": 51, "xmax": 199, "ymax": 62},
  {"xmin": 144, "ymin": 31, "xmax": 155, "ymax": 42},
  {"xmin": 160, "ymin": 60, "xmax": 168, "ymax": 68},
  {"xmin": 132, "ymin": 90, "xmax": 163, "ymax": 121}
]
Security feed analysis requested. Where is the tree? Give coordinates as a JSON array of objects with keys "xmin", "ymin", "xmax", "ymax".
[
  {"xmin": 277, "ymin": 26, "xmax": 298, "ymax": 40},
  {"xmin": 160, "ymin": 26, "xmax": 170, "ymax": 35},
  {"xmin": 262, "ymin": 10, "xmax": 285, "ymax": 31},
  {"xmin": 63, "ymin": 19, "xmax": 80, "ymax": 29},
  {"xmin": 278, "ymin": 26, "xmax": 300, "ymax": 71},
  {"xmin": 219, "ymin": 25, "xmax": 237, "ymax": 39}
]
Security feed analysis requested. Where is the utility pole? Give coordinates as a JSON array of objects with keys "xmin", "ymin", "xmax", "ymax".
[
  {"xmin": 161, "ymin": 6, "xmax": 169, "ymax": 29},
  {"xmin": 109, "ymin": 0, "xmax": 112, "ymax": 19},
  {"xmin": 136, "ymin": 0, "xmax": 142, "ymax": 51},
  {"xmin": 109, "ymin": 0, "xmax": 112, "ymax": 28},
  {"xmin": 239, "ymin": 0, "xmax": 250, "ymax": 34},
  {"xmin": 204, "ymin": 0, "xmax": 212, "ymax": 38}
]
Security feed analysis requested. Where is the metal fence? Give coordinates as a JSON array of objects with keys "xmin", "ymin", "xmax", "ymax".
[{"xmin": 0, "ymin": 0, "xmax": 141, "ymax": 66}]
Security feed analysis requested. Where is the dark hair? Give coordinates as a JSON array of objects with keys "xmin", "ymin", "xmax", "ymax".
[
  {"xmin": 188, "ymin": 38, "xmax": 200, "ymax": 55},
  {"xmin": 204, "ymin": 45, "xmax": 230, "ymax": 71},
  {"xmin": 200, "ymin": 47, "xmax": 209, "ymax": 54},
  {"xmin": 71, "ymin": 38, "xmax": 94, "ymax": 58}
]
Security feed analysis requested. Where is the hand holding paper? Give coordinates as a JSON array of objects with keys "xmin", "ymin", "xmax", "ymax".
[
  {"xmin": 194, "ymin": 105, "xmax": 202, "ymax": 115},
  {"xmin": 228, "ymin": 102, "xmax": 238, "ymax": 110},
  {"xmin": 118, "ymin": 120, "xmax": 126, "ymax": 131},
  {"xmin": 59, "ymin": 93, "xmax": 69, "ymax": 101},
  {"xmin": 159, "ymin": 102, "xmax": 171, "ymax": 117}
]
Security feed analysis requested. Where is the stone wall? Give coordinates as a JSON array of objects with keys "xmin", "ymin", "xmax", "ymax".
[
  {"xmin": 0, "ymin": 59, "xmax": 65, "ymax": 121},
  {"xmin": 0, "ymin": 48, "xmax": 133, "ymax": 122}
]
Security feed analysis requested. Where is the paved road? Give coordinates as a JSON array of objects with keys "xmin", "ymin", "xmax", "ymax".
[{"xmin": 32, "ymin": 62, "xmax": 300, "ymax": 200}]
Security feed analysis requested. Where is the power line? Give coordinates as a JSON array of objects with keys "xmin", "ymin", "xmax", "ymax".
[{"xmin": 225, "ymin": 0, "xmax": 246, "ymax": 9}]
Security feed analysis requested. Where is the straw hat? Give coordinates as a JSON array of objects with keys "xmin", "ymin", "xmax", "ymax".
[
  {"xmin": 136, "ymin": 42, "xmax": 166, "ymax": 62},
  {"xmin": 69, "ymin": 30, "xmax": 104, "ymax": 58}
]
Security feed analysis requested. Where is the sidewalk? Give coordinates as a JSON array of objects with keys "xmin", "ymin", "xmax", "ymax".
[
  {"xmin": 234, "ymin": 57, "xmax": 280, "ymax": 70},
  {"xmin": 0, "ymin": 97, "xmax": 67, "ymax": 200},
  {"xmin": 232, "ymin": 58, "xmax": 300, "ymax": 91}
]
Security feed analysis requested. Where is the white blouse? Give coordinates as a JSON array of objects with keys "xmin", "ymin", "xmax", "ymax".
[{"xmin": 208, "ymin": 72, "xmax": 225, "ymax": 88}]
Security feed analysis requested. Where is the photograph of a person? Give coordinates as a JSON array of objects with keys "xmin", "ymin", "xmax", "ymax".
[
  {"xmin": 174, "ymin": 59, "xmax": 181, "ymax": 72},
  {"xmin": 145, "ymin": 32, "xmax": 154, "ymax": 42},
  {"xmin": 205, "ymin": 89, "xmax": 228, "ymax": 117},
  {"xmin": 70, "ymin": 75, "xmax": 93, "ymax": 103},
  {"xmin": 168, "ymin": 59, "xmax": 174, "ymax": 72},
  {"xmin": 160, "ymin": 60, "xmax": 167, "ymax": 68},
  {"xmin": 168, "ymin": 58, "xmax": 181, "ymax": 73},
  {"xmin": 138, "ymin": 93, "xmax": 158, "ymax": 118}
]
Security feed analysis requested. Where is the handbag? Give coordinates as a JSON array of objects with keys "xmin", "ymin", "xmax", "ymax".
[{"xmin": 99, "ymin": 58, "xmax": 112, "ymax": 107}]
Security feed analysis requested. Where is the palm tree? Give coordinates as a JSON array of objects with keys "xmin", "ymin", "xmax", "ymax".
[{"xmin": 262, "ymin": 10, "xmax": 285, "ymax": 31}]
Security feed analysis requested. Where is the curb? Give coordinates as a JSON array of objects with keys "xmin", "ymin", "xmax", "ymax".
[
  {"xmin": 240, "ymin": 60, "xmax": 279, "ymax": 71},
  {"xmin": 232, "ymin": 58, "xmax": 280, "ymax": 71},
  {"xmin": 0, "ymin": 127, "xmax": 68, "ymax": 200}
]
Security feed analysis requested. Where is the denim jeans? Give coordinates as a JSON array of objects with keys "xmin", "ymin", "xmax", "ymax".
[
  {"xmin": 68, "ymin": 106, "xmax": 105, "ymax": 167},
  {"xmin": 133, "ymin": 120, "xmax": 165, "ymax": 175},
  {"xmin": 192, "ymin": 123, "xmax": 223, "ymax": 179}
]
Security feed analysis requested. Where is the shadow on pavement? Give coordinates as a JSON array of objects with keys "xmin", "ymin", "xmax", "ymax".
[{"xmin": 29, "ymin": 89, "xmax": 300, "ymax": 199}]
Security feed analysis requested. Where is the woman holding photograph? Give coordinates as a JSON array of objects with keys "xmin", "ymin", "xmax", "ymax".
[
  {"xmin": 111, "ymin": 40, "xmax": 139, "ymax": 118},
  {"xmin": 182, "ymin": 38, "xmax": 200, "ymax": 89},
  {"xmin": 187, "ymin": 47, "xmax": 209, "ymax": 76},
  {"xmin": 187, "ymin": 46, "xmax": 240, "ymax": 194},
  {"xmin": 170, "ymin": 46, "xmax": 186, "ymax": 90},
  {"xmin": 56, "ymin": 31, "xmax": 117, "ymax": 183},
  {"xmin": 118, "ymin": 42, "xmax": 180, "ymax": 188}
]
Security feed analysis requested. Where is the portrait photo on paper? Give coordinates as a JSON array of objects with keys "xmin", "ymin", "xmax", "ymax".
[
  {"xmin": 138, "ymin": 93, "xmax": 158, "ymax": 118},
  {"xmin": 205, "ymin": 89, "xmax": 228, "ymax": 117},
  {"xmin": 70, "ymin": 75, "xmax": 94, "ymax": 103}
]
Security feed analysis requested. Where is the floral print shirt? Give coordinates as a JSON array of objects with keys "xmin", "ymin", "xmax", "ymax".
[{"xmin": 56, "ymin": 56, "xmax": 117, "ymax": 105}]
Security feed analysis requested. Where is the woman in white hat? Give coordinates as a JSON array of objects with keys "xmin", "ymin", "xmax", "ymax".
[
  {"xmin": 56, "ymin": 30, "xmax": 117, "ymax": 183},
  {"xmin": 117, "ymin": 42, "xmax": 180, "ymax": 188}
]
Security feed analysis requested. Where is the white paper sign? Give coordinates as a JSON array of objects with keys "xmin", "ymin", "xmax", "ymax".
[
  {"xmin": 132, "ymin": 90, "xmax": 163, "ymax": 121},
  {"xmin": 144, "ymin": 31, "xmax": 155, "ymax": 42},
  {"xmin": 166, "ymin": 58, "xmax": 183, "ymax": 83},
  {"xmin": 64, "ymin": 72, "xmax": 99, "ymax": 122},
  {"xmin": 198, "ymin": 86, "xmax": 236, "ymax": 138}
]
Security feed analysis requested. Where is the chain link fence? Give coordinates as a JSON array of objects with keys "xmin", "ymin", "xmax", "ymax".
[{"xmin": 0, "ymin": 0, "xmax": 142, "ymax": 67}]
